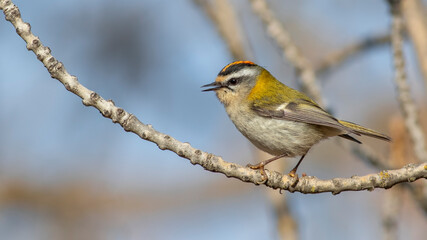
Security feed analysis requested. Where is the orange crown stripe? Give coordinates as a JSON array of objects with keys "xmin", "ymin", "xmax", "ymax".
[{"xmin": 221, "ymin": 61, "xmax": 255, "ymax": 73}]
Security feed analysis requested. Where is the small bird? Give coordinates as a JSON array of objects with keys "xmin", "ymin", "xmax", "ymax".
[{"xmin": 202, "ymin": 61, "xmax": 390, "ymax": 182}]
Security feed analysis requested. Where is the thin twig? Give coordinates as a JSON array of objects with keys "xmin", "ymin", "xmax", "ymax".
[
  {"xmin": 315, "ymin": 34, "xmax": 391, "ymax": 75},
  {"xmin": 389, "ymin": 0, "xmax": 427, "ymax": 163},
  {"xmin": 1, "ymin": 0, "xmax": 426, "ymax": 194}
]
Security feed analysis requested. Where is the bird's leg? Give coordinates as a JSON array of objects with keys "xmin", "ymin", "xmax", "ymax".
[
  {"xmin": 288, "ymin": 154, "xmax": 306, "ymax": 179},
  {"xmin": 247, "ymin": 154, "xmax": 287, "ymax": 183}
]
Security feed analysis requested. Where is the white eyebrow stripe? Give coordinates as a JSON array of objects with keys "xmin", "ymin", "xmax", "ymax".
[{"xmin": 225, "ymin": 68, "xmax": 258, "ymax": 80}]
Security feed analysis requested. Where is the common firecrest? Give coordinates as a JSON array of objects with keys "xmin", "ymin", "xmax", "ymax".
[{"xmin": 202, "ymin": 61, "xmax": 390, "ymax": 183}]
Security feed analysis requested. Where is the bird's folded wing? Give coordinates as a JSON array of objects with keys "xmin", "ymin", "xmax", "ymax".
[{"xmin": 251, "ymin": 98, "xmax": 360, "ymax": 135}]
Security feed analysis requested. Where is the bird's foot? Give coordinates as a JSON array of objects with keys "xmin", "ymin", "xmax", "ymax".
[
  {"xmin": 288, "ymin": 169, "xmax": 299, "ymax": 187},
  {"xmin": 247, "ymin": 163, "xmax": 268, "ymax": 184},
  {"xmin": 288, "ymin": 169, "xmax": 298, "ymax": 179}
]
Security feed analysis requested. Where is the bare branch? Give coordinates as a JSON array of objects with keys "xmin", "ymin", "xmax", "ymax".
[
  {"xmin": 1, "ymin": 0, "xmax": 426, "ymax": 194},
  {"xmin": 388, "ymin": 0, "xmax": 427, "ymax": 163}
]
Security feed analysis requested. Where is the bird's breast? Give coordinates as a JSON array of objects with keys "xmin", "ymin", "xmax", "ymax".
[{"xmin": 225, "ymin": 106, "xmax": 329, "ymax": 157}]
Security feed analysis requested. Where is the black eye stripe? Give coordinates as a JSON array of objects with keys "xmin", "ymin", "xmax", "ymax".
[{"xmin": 227, "ymin": 77, "xmax": 243, "ymax": 86}]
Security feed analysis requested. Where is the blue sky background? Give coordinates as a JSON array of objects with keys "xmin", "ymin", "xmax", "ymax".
[{"xmin": 1, "ymin": 0, "xmax": 426, "ymax": 239}]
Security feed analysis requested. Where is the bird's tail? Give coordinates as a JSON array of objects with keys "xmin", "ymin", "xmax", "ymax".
[{"xmin": 338, "ymin": 120, "xmax": 391, "ymax": 142}]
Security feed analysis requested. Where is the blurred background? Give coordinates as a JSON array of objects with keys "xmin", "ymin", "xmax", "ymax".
[{"xmin": 1, "ymin": 0, "xmax": 426, "ymax": 239}]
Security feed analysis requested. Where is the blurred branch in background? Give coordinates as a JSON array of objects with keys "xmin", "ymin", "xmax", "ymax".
[
  {"xmin": 388, "ymin": 0, "xmax": 427, "ymax": 214},
  {"xmin": 259, "ymin": 151, "xmax": 298, "ymax": 240},
  {"xmin": 388, "ymin": 0, "xmax": 427, "ymax": 163},
  {"xmin": 315, "ymin": 34, "xmax": 391, "ymax": 75},
  {"xmin": 382, "ymin": 117, "xmax": 408, "ymax": 240},
  {"xmin": 195, "ymin": 0, "xmax": 251, "ymax": 60},
  {"xmin": 0, "ymin": 179, "xmax": 248, "ymax": 240},
  {"xmin": 249, "ymin": 0, "xmax": 324, "ymax": 106},
  {"xmin": 382, "ymin": 185, "xmax": 402, "ymax": 240},
  {"xmin": 268, "ymin": 191, "xmax": 298, "ymax": 240},
  {"xmin": 402, "ymin": 0, "xmax": 427, "ymax": 92}
]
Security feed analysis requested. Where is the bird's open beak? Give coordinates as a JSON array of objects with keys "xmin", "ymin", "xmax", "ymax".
[{"xmin": 201, "ymin": 82, "xmax": 222, "ymax": 92}]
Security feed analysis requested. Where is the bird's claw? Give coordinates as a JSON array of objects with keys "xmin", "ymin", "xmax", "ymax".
[
  {"xmin": 247, "ymin": 163, "xmax": 268, "ymax": 184},
  {"xmin": 288, "ymin": 170, "xmax": 299, "ymax": 187}
]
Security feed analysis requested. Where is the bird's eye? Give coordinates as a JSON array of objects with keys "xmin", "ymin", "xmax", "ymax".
[{"xmin": 228, "ymin": 78, "xmax": 239, "ymax": 86}]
